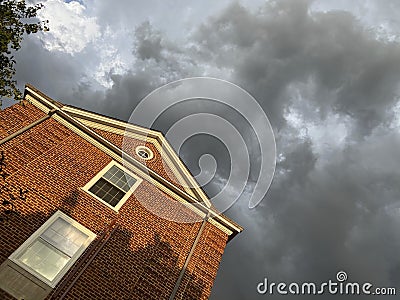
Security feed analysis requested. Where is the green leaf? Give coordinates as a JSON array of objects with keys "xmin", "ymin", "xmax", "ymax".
[{"xmin": 0, "ymin": 0, "xmax": 49, "ymax": 105}]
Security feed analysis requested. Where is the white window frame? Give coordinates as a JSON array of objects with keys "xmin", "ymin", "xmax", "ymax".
[
  {"xmin": 82, "ymin": 160, "xmax": 142, "ymax": 211},
  {"xmin": 9, "ymin": 211, "xmax": 96, "ymax": 288}
]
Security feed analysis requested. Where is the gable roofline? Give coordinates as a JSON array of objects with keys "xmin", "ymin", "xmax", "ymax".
[
  {"xmin": 24, "ymin": 84, "xmax": 212, "ymax": 207},
  {"xmin": 60, "ymin": 105, "xmax": 212, "ymax": 205},
  {"xmin": 24, "ymin": 84, "xmax": 64, "ymax": 108},
  {"xmin": 23, "ymin": 84, "xmax": 243, "ymax": 240}
]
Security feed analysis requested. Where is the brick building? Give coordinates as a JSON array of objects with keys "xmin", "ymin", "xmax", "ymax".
[{"xmin": 0, "ymin": 85, "xmax": 242, "ymax": 300}]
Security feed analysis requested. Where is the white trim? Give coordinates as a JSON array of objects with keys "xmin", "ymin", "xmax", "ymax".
[
  {"xmin": 24, "ymin": 86, "xmax": 242, "ymax": 235},
  {"xmin": 53, "ymin": 109, "xmax": 240, "ymax": 233},
  {"xmin": 82, "ymin": 160, "xmax": 142, "ymax": 211},
  {"xmin": 72, "ymin": 116, "xmax": 198, "ymax": 198},
  {"xmin": 9, "ymin": 211, "xmax": 96, "ymax": 288},
  {"xmin": 61, "ymin": 106, "xmax": 156, "ymax": 136},
  {"xmin": 25, "ymin": 94, "xmax": 51, "ymax": 114},
  {"xmin": 61, "ymin": 105, "xmax": 212, "ymax": 207},
  {"xmin": 53, "ymin": 114, "xmax": 240, "ymax": 233}
]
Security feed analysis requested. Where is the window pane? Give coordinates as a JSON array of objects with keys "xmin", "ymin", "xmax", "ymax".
[
  {"xmin": 120, "ymin": 176, "xmax": 135, "ymax": 192},
  {"xmin": 113, "ymin": 177, "xmax": 127, "ymax": 191},
  {"xmin": 89, "ymin": 178, "xmax": 124, "ymax": 207},
  {"xmin": 17, "ymin": 239, "xmax": 70, "ymax": 281},
  {"xmin": 103, "ymin": 165, "xmax": 119, "ymax": 180},
  {"xmin": 41, "ymin": 217, "xmax": 88, "ymax": 257},
  {"xmin": 89, "ymin": 178, "xmax": 110, "ymax": 197},
  {"xmin": 107, "ymin": 169, "xmax": 125, "ymax": 187},
  {"xmin": 88, "ymin": 165, "xmax": 139, "ymax": 208},
  {"xmin": 103, "ymin": 193, "xmax": 113, "ymax": 204},
  {"xmin": 90, "ymin": 184, "xmax": 100, "ymax": 194},
  {"xmin": 127, "ymin": 176, "xmax": 137, "ymax": 187},
  {"xmin": 114, "ymin": 174, "xmax": 136, "ymax": 192},
  {"xmin": 118, "ymin": 182, "xmax": 129, "ymax": 192},
  {"xmin": 102, "ymin": 165, "xmax": 136, "ymax": 193},
  {"xmin": 138, "ymin": 150, "xmax": 149, "ymax": 159},
  {"xmin": 97, "ymin": 188, "xmax": 106, "ymax": 199},
  {"xmin": 108, "ymin": 189, "xmax": 125, "ymax": 207}
]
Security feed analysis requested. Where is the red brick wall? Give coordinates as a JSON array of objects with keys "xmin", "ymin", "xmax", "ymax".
[{"xmin": 0, "ymin": 102, "xmax": 229, "ymax": 300}]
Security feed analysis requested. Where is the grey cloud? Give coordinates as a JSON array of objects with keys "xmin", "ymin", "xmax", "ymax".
[
  {"xmin": 192, "ymin": 1, "xmax": 400, "ymax": 299},
  {"xmin": 92, "ymin": 0, "xmax": 238, "ymax": 40},
  {"xmin": 212, "ymin": 127, "xmax": 400, "ymax": 300},
  {"xmin": 95, "ymin": 71, "xmax": 157, "ymax": 120},
  {"xmin": 192, "ymin": 0, "xmax": 400, "ymax": 135},
  {"xmin": 14, "ymin": 36, "xmax": 84, "ymax": 102},
  {"xmin": 134, "ymin": 21, "xmax": 164, "ymax": 62}
]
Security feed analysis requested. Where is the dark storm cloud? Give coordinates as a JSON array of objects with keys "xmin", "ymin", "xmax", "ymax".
[
  {"xmin": 210, "ymin": 128, "xmax": 400, "ymax": 300},
  {"xmin": 14, "ymin": 37, "xmax": 84, "ymax": 102},
  {"xmin": 12, "ymin": 23, "xmax": 190, "ymax": 121},
  {"xmin": 197, "ymin": 1, "xmax": 400, "ymax": 299},
  {"xmin": 94, "ymin": 71, "xmax": 157, "ymax": 120},
  {"xmin": 193, "ymin": 0, "xmax": 400, "ymax": 135},
  {"xmin": 134, "ymin": 21, "xmax": 167, "ymax": 62}
]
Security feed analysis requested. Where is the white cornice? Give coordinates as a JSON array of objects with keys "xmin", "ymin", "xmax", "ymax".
[{"xmin": 23, "ymin": 85, "xmax": 243, "ymax": 238}]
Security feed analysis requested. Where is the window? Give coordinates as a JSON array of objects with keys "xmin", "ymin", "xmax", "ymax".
[
  {"xmin": 83, "ymin": 161, "xmax": 142, "ymax": 211},
  {"xmin": 9, "ymin": 211, "xmax": 96, "ymax": 288},
  {"xmin": 135, "ymin": 146, "xmax": 154, "ymax": 160}
]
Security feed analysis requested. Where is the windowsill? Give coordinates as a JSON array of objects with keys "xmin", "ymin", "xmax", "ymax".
[
  {"xmin": 79, "ymin": 187, "xmax": 122, "ymax": 212},
  {"xmin": 0, "ymin": 259, "xmax": 53, "ymax": 299},
  {"xmin": 8, "ymin": 211, "xmax": 96, "ymax": 288}
]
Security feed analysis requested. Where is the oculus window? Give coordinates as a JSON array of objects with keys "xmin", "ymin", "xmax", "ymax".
[{"xmin": 135, "ymin": 146, "xmax": 154, "ymax": 160}]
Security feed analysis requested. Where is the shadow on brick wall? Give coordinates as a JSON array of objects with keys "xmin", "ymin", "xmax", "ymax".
[
  {"xmin": 1, "ymin": 187, "xmax": 207, "ymax": 300},
  {"xmin": 0, "ymin": 210, "xmax": 49, "ymax": 262},
  {"xmin": 0, "ymin": 210, "xmax": 52, "ymax": 300},
  {"xmin": 60, "ymin": 190, "xmax": 80, "ymax": 214},
  {"xmin": 55, "ymin": 227, "xmax": 206, "ymax": 300}
]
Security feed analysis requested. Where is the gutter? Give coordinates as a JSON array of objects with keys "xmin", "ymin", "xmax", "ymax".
[
  {"xmin": 169, "ymin": 214, "xmax": 209, "ymax": 300},
  {"xmin": 0, "ymin": 109, "xmax": 56, "ymax": 146}
]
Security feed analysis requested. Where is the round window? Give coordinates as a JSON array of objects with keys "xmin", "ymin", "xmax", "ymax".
[{"xmin": 135, "ymin": 146, "xmax": 154, "ymax": 160}]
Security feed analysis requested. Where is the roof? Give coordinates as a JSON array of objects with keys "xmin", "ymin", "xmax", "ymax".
[{"xmin": 23, "ymin": 84, "xmax": 243, "ymax": 240}]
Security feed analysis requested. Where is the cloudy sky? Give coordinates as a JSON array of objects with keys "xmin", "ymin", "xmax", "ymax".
[{"xmin": 9, "ymin": 0, "xmax": 400, "ymax": 299}]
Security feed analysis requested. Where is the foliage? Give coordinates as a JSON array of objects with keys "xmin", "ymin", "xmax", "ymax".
[
  {"xmin": 0, "ymin": 151, "xmax": 29, "ymax": 222},
  {"xmin": 0, "ymin": 0, "xmax": 48, "ymax": 106}
]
